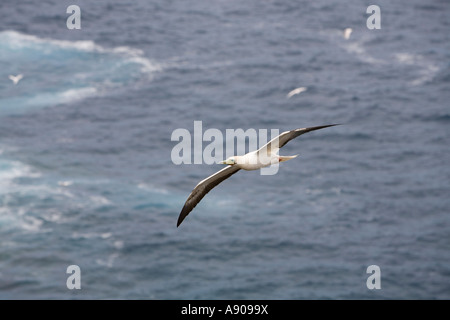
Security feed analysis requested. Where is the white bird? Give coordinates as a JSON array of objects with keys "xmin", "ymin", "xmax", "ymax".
[
  {"xmin": 9, "ymin": 74, "xmax": 23, "ymax": 85},
  {"xmin": 344, "ymin": 28, "xmax": 353, "ymax": 40},
  {"xmin": 177, "ymin": 124, "xmax": 339, "ymax": 227},
  {"xmin": 286, "ymin": 87, "xmax": 307, "ymax": 99},
  {"xmin": 58, "ymin": 181, "xmax": 73, "ymax": 187}
]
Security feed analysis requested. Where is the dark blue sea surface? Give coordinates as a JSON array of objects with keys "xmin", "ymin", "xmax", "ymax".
[{"xmin": 0, "ymin": 0, "xmax": 449, "ymax": 299}]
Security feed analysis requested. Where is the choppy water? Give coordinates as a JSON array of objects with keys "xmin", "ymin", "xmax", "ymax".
[{"xmin": 0, "ymin": 0, "xmax": 449, "ymax": 299}]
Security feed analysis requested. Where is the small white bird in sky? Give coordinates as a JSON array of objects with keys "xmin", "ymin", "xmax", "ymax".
[
  {"xmin": 344, "ymin": 28, "xmax": 353, "ymax": 40},
  {"xmin": 177, "ymin": 124, "xmax": 339, "ymax": 227},
  {"xmin": 9, "ymin": 74, "xmax": 23, "ymax": 85},
  {"xmin": 286, "ymin": 87, "xmax": 307, "ymax": 99}
]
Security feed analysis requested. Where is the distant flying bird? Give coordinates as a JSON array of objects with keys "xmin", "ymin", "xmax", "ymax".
[
  {"xmin": 344, "ymin": 28, "xmax": 353, "ymax": 40},
  {"xmin": 9, "ymin": 74, "xmax": 23, "ymax": 85},
  {"xmin": 286, "ymin": 87, "xmax": 307, "ymax": 99},
  {"xmin": 177, "ymin": 124, "xmax": 339, "ymax": 227},
  {"xmin": 58, "ymin": 181, "xmax": 73, "ymax": 187}
]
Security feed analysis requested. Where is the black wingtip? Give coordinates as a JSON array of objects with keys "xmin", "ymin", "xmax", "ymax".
[
  {"xmin": 177, "ymin": 216, "xmax": 183, "ymax": 228},
  {"xmin": 300, "ymin": 123, "xmax": 341, "ymax": 134},
  {"xmin": 177, "ymin": 207, "xmax": 188, "ymax": 228},
  {"xmin": 318, "ymin": 123, "xmax": 341, "ymax": 129}
]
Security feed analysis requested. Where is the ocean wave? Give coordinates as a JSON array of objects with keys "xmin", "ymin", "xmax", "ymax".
[
  {"xmin": 0, "ymin": 158, "xmax": 43, "ymax": 232},
  {"xmin": 0, "ymin": 30, "xmax": 162, "ymax": 115},
  {"xmin": 394, "ymin": 52, "xmax": 439, "ymax": 85},
  {"xmin": 0, "ymin": 158, "xmax": 41, "ymax": 192},
  {"xmin": 0, "ymin": 30, "xmax": 159, "ymax": 71},
  {"xmin": 321, "ymin": 28, "xmax": 441, "ymax": 86}
]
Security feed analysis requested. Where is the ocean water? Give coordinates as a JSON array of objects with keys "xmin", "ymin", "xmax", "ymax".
[{"xmin": 0, "ymin": 0, "xmax": 449, "ymax": 299}]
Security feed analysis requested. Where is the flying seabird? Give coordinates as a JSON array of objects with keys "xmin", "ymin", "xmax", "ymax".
[
  {"xmin": 9, "ymin": 74, "xmax": 23, "ymax": 85},
  {"xmin": 58, "ymin": 180, "xmax": 73, "ymax": 187},
  {"xmin": 344, "ymin": 28, "xmax": 353, "ymax": 40},
  {"xmin": 177, "ymin": 124, "xmax": 339, "ymax": 227},
  {"xmin": 286, "ymin": 87, "xmax": 307, "ymax": 99}
]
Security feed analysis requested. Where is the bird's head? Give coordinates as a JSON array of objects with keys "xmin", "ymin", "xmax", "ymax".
[{"xmin": 219, "ymin": 157, "xmax": 236, "ymax": 165}]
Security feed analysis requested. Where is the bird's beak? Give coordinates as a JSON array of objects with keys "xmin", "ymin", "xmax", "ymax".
[{"xmin": 218, "ymin": 160, "xmax": 227, "ymax": 164}]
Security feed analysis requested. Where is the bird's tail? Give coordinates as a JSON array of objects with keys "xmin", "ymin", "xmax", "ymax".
[{"xmin": 279, "ymin": 155, "xmax": 299, "ymax": 162}]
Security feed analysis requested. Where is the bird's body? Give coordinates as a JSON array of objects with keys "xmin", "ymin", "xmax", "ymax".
[
  {"xmin": 177, "ymin": 124, "xmax": 339, "ymax": 227},
  {"xmin": 344, "ymin": 28, "xmax": 353, "ymax": 40},
  {"xmin": 9, "ymin": 74, "xmax": 23, "ymax": 85},
  {"xmin": 228, "ymin": 152, "xmax": 297, "ymax": 171},
  {"xmin": 286, "ymin": 87, "xmax": 307, "ymax": 98}
]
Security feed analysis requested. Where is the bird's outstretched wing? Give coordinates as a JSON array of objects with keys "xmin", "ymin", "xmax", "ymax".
[
  {"xmin": 9, "ymin": 74, "xmax": 23, "ymax": 84},
  {"xmin": 256, "ymin": 124, "xmax": 339, "ymax": 156},
  {"xmin": 287, "ymin": 87, "xmax": 307, "ymax": 98},
  {"xmin": 177, "ymin": 165, "xmax": 241, "ymax": 227}
]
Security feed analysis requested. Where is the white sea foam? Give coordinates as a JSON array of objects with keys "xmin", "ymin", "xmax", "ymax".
[
  {"xmin": 320, "ymin": 28, "xmax": 384, "ymax": 65},
  {"xmin": 2, "ymin": 30, "xmax": 143, "ymax": 57},
  {"xmin": 0, "ymin": 154, "xmax": 79, "ymax": 232},
  {"xmin": 341, "ymin": 41, "xmax": 384, "ymax": 65},
  {"xmin": 0, "ymin": 30, "xmax": 161, "ymax": 75},
  {"xmin": 0, "ymin": 30, "xmax": 162, "ymax": 72},
  {"xmin": 72, "ymin": 232, "xmax": 113, "ymax": 240},
  {"xmin": 96, "ymin": 253, "xmax": 119, "ymax": 268},
  {"xmin": 0, "ymin": 87, "xmax": 100, "ymax": 112},
  {"xmin": 322, "ymin": 28, "xmax": 439, "ymax": 85},
  {"xmin": 89, "ymin": 195, "xmax": 112, "ymax": 206},
  {"xmin": 113, "ymin": 240, "xmax": 124, "ymax": 249},
  {"xmin": 137, "ymin": 182, "xmax": 169, "ymax": 194},
  {"xmin": 0, "ymin": 30, "xmax": 162, "ymax": 114},
  {"xmin": 0, "ymin": 159, "xmax": 41, "ymax": 193},
  {"xmin": 58, "ymin": 87, "xmax": 98, "ymax": 103},
  {"xmin": 394, "ymin": 52, "xmax": 439, "ymax": 85}
]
